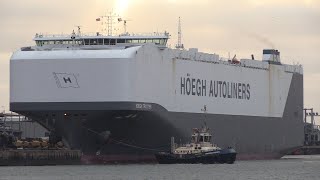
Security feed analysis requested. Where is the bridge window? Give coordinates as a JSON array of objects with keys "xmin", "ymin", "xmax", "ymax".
[
  {"xmin": 89, "ymin": 39, "xmax": 97, "ymax": 45},
  {"xmin": 153, "ymin": 39, "xmax": 160, "ymax": 44},
  {"xmin": 132, "ymin": 39, "xmax": 139, "ymax": 43},
  {"xmin": 84, "ymin": 39, "xmax": 90, "ymax": 45},
  {"xmin": 117, "ymin": 39, "xmax": 125, "ymax": 43},
  {"xmin": 110, "ymin": 39, "xmax": 116, "ymax": 45},
  {"xmin": 103, "ymin": 39, "xmax": 110, "ymax": 45},
  {"xmin": 97, "ymin": 39, "xmax": 103, "ymax": 45},
  {"xmin": 160, "ymin": 39, "xmax": 166, "ymax": 45},
  {"xmin": 77, "ymin": 40, "xmax": 84, "ymax": 45},
  {"xmin": 64, "ymin": 41, "xmax": 73, "ymax": 45}
]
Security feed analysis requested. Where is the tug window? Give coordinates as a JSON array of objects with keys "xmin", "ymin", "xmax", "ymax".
[
  {"xmin": 204, "ymin": 136, "xmax": 211, "ymax": 142},
  {"xmin": 192, "ymin": 136, "xmax": 197, "ymax": 143},
  {"xmin": 199, "ymin": 136, "xmax": 204, "ymax": 142}
]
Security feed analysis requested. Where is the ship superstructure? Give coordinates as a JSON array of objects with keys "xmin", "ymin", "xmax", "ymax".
[{"xmin": 10, "ymin": 18, "xmax": 304, "ymax": 161}]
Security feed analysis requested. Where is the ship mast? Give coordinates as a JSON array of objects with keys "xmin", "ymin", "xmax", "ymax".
[
  {"xmin": 201, "ymin": 105, "xmax": 208, "ymax": 128},
  {"xmin": 107, "ymin": 11, "xmax": 118, "ymax": 36},
  {"xmin": 97, "ymin": 11, "xmax": 119, "ymax": 36},
  {"xmin": 175, "ymin": 17, "xmax": 184, "ymax": 49}
]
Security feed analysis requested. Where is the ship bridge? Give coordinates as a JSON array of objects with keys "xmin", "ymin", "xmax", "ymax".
[
  {"xmin": 191, "ymin": 127, "xmax": 212, "ymax": 144},
  {"xmin": 32, "ymin": 31, "xmax": 169, "ymax": 51}
]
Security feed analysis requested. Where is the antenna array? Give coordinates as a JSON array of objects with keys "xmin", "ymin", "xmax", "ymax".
[
  {"xmin": 97, "ymin": 10, "xmax": 119, "ymax": 36},
  {"xmin": 175, "ymin": 17, "xmax": 184, "ymax": 49}
]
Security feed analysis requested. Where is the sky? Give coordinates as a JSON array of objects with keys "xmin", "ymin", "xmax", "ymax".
[{"xmin": 0, "ymin": 0, "xmax": 319, "ymax": 122}]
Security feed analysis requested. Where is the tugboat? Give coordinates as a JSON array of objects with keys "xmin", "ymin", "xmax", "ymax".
[{"xmin": 155, "ymin": 125, "xmax": 237, "ymax": 164}]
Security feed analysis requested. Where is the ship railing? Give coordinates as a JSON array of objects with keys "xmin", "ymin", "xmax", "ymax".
[
  {"xmin": 124, "ymin": 32, "xmax": 170, "ymax": 37},
  {"xmin": 172, "ymin": 54, "xmax": 269, "ymax": 71},
  {"xmin": 240, "ymin": 59, "xmax": 269, "ymax": 70},
  {"xmin": 35, "ymin": 32, "xmax": 169, "ymax": 39},
  {"xmin": 171, "ymin": 49, "xmax": 220, "ymax": 62},
  {"xmin": 171, "ymin": 49, "xmax": 271, "ymax": 70},
  {"xmin": 173, "ymin": 51, "xmax": 304, "ymax": 74},
  {"xmin": 173, "ymin": 51, "xmax": 304, "ymax": 73},
  {"xmin": 284, "ymin": 64, "xmax": 303, "ymax": 74},
  {"xmin": 35, "ymin": 32, "xmax": 104, "ymax": 39}
]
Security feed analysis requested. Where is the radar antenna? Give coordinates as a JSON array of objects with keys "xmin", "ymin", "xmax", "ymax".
[
  {"xmin": 175, "ymin": 17, "xmax": 184, "ymax": 49},
  {"xmin": 118, "ymin": 18, "xmax": 132, "ymax": 35},
  {"xmin": 75, "ymin": 25, "xmax": 82, "ymax": 36}
]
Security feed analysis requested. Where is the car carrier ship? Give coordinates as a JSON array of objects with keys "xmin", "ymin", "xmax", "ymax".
[{"xmin": 9, "ymin": 17, "xmax": 304, "ymax": 162}]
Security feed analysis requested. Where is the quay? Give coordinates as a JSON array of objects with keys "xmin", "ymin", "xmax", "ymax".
[{"xmin": 0, "ymin": 149, "xmax": 81, "ymax": 166}]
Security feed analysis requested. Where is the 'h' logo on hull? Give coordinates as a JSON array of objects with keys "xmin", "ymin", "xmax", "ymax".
[{"xmin": 53, "ymin": 72, "xmax": 80, "ymax": 88}]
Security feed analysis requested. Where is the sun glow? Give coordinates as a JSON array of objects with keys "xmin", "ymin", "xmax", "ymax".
[{"xmin": 115, "ymin": 0, "xmax": 130, "ymax": 14}]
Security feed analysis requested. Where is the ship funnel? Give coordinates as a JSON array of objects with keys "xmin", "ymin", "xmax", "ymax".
[{"xmin": 262, "ymin": 49, "xmax": 281, "ymax": 63}]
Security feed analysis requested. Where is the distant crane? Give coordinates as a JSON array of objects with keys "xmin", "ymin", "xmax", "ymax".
[
  {"xmin": 175, "ymin": 17, "xmax": 184, "ymax": 49},
  {"xmin": 304, "ymin": 108, "xmax": 319, "ymax": 125},
  {"xmin": 303, "ymin": 108, "xmax": 320, "ymax": 145}
]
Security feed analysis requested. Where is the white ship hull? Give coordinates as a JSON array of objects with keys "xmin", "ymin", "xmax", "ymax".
[{"xmin": 10, "ymin": 44, "xmax": 304, "ymax": 160}]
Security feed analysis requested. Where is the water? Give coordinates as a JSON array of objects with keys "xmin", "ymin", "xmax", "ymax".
[{"xmin": 0, "ymin": 156, "xmax": 319, "ymax": 180}]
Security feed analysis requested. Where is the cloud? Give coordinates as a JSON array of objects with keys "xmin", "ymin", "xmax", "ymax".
[
  {"xmin": 247, "ymin": 0, "xmax": 320, "ymax": 8},
  {"xmin": 304, "ymin": 72, "xmax": 320, "ymax": 108},
  {"xmin": 0, "ymin": 52, "xmax": 10, "ymax": 110}
]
